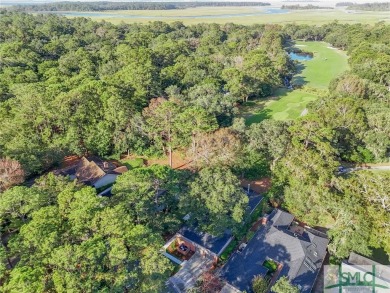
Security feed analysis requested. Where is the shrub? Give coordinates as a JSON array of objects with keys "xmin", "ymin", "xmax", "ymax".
[
  {"xmin": 252, "ymin": 275, "xmax": 269, "ymax": 293},
  {"xmin": 219, "ymin": 239, "xmax": 238, "ymax": 261},
  {"xmin": 246, "ymin": 230, "xmax": 256, "ymax": 241},
  {"xmin": 263, "ymin": 259, "xmax": 278, "ymax": 273}
]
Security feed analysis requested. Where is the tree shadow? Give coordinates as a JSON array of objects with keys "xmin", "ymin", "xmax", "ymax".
[
  {"xmin": 245, "ymin": 108, "xmax": 272, "ymax": 125},
  {"xmin": 292, "ymin": 76, "xmax": 308, "ymax": 87},
  {"xmin": 295, "ymin": 63, "xmax": 306, "ymax": 75},
  {"xmin": 291, "ymin": 62, "xmax": 308, "ymax": 87}
]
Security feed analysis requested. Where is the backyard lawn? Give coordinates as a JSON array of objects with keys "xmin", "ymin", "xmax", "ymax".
[{"xmin": 241, "ymin": 41, "xmax": 349, "ymax": 124}]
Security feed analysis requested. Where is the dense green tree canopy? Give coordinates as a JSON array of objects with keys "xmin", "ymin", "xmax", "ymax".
[
  {"xmin": 112, "ymin": 165, "xmax": 185, "ymax": 234},
  {"xmin": 1, "ymin": 11, "xmax": 390, "ymax": 277},
  {"xmin": 0, "ymin": 11, "xmax": 290, "ymax": 174},
  {"xmin": 252, "ymin": 275, "xmax": 269, "ymax": 293},
  {"xmin": 0, "ymin": 174, "xmax": 173, "ymax": 292},
  {"xmin": 180, "ymin": 167, "xmax": 249, "ymax": 235}
]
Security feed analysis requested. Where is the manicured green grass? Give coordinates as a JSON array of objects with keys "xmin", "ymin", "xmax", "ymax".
[
  {"xmin": 120, "ymin": 157, "xmax": 145, "ymax": 170},
  {"xmin": 241, "ymin": 41, "xmax": 349, "ymax": 124},
  {"xmin": 293, "ymin": 41, "xmax": 349, "ymax": 89},
  {"xmin": 243, "ymin": 89, "xmax": 318, "ymax": 124}
]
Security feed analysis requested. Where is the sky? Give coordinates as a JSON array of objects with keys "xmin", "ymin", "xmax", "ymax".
[
  {"xmin": 3, "ymin": 0, "xmax": 386, "ymax": 3},
  {"xmin": 0, "ymin": 0, "xmax": 386, "ymax": 3}
]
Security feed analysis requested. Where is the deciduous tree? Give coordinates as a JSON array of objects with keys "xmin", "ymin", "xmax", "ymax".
[
  {"xmin": 0, "ymin": 158, "xmax": 25, "ymax": 192},
  {"xmin": 271, "ymin": 276, "xmax": 299, "ymax": 293},
  {"xmin": 181, "ymin": 167, "xmax": 248, "ymax": 236}
]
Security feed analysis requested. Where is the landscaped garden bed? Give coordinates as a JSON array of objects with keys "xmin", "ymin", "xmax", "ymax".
[
  {"xmin": 263, "ymin": 259, "xmax": 278, "ymax": 273},
  {"xmin": 219, "ymin": 239, "xmax": 239, "ymax": 262}
]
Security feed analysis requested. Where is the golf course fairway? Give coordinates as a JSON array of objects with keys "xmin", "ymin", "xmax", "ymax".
[{"xmin": 242, "ymin": 41, "xmax": 349, "ymax": 124}]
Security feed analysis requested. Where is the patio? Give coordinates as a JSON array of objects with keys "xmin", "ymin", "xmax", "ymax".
[
  {"xmin": 163, "ymin": 233, "xmax": 220, "ymax": 292},
  {"xmin": 166, "ymin": 237, "xmax": 196, "ymax": 261},
  {"xmin": 169, "ymin": 248, "xmax": 217, "ymax": 291}
]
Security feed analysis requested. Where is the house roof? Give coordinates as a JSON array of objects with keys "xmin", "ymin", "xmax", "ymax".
[
  {"xmin": 179, "ymin": 226, "xmax": 232, "ymax": 256},
  {"xmin": 220, "ymin": 209, "xmax": 329, "ymax": 293},
  {"xmin": 220, "ymin": 283, "xmax": 242, "ymax": 293},
  {"xmin": 348, "ymin": 252, "xmax": 382, "ymax": 266},
  {"xmin": 112, "ymin": 166, "xmax": 128, "ymax": 174},
  {"xmin": 53, "ymin": 156, "xmax": 128, "ymax": 187},
  {"xmin": 75, "ymin": 157, "xmax": 106, "ymax": 185}
]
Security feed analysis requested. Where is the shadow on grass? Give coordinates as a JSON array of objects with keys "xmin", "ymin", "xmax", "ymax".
[
  {"xmin": 245, "ymin": 108, "xmax": 272, "ymax": 125},
  {"xmin": 272, "ymin": 88, "xmax": 290, "ymax": 97},
  {"xmin": 291, "ymin": 63, "xmax": 308, "ymax": 87},
  {"xmin": 295, "ymin": 63, "xmax": 306, "ymax": 75},
  {"xmin": 292, "ymin": 76, "xmax": 307, "ymax": 87},
  {"xmin": 243, "ymin": 88, "xmax": 292, "ymax": 125}
]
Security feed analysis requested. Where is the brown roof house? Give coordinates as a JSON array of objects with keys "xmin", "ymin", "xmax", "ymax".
[{"xmin": 54, "ymin": 156, "xmax": 128, "ymax": 190}]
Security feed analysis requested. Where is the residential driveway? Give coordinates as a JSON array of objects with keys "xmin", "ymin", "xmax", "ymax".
[
  {"xmin": 169, "ymin": 249, "xmax": 216, "ymax": 292},
  {"xmin": 341, "ymin": 165, "xmax": 390, "ymax": 174}
]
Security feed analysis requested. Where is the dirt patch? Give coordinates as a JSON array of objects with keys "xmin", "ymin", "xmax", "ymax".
[
  {"xmin": 241, "ymin": 177, "xmax": 271, "ymax": 194},
  {"xmin": 60, "ymin": 155, "xmax": 80, "ymax": 168},
  {"xmin": 250, "ymin": 218, "xmax": 263, "ymax": 232},
  {"xmin": 123, "ymin": 151, "xmax": 193, "ymax": 170},
  {"xmin": 146, "ymin": 152, "xmax": 193, "ymax": 169}
]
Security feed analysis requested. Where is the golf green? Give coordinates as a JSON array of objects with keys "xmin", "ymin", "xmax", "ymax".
[{"xmin": 242, "ymin": 41, "xmax": 349, "ymax": 124}]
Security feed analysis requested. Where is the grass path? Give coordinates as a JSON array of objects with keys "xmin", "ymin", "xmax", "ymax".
[{"xmin": 241, "ymin": 41, "xmax": 349, "ymax": 124}]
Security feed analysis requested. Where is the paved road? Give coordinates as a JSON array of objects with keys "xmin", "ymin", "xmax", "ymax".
[{"xmin": 340, "ymin": 165, "xmax": 390, "ymax": 174}]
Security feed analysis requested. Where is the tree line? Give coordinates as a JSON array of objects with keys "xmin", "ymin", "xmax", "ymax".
[
  {"xmin": 335, "ymin": 2, "xmax": 354, "ymax": 7},
  {"xmin": 281, "ymin": 4, "xmax": 334, "ymax": 10},
  {"xmin": 269, "ymin": 22, "xmax": 390, "ymax": 260},
  {"xmin": 7, "ymin": 2, "xmax": 271, "ymax": 12},
  {"xmin": 0, "ymin": 11, "xmax": 292, "ymax": 175},
  {"xmin": 346, "ymin": 2, "xmax": 390, "ymax": 11}
]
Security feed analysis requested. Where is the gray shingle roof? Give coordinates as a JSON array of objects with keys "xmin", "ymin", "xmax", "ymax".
[
  {"xmin": 179, "ymin": 226, "xmax": 232, "ymax": 256},
  {"xmin": 348, "ymin": 252, "xmax": 382, "ymax": 266},
  {"xmin": 220, "ymin": 209, "xmax": 329, "ymax": 293}
]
